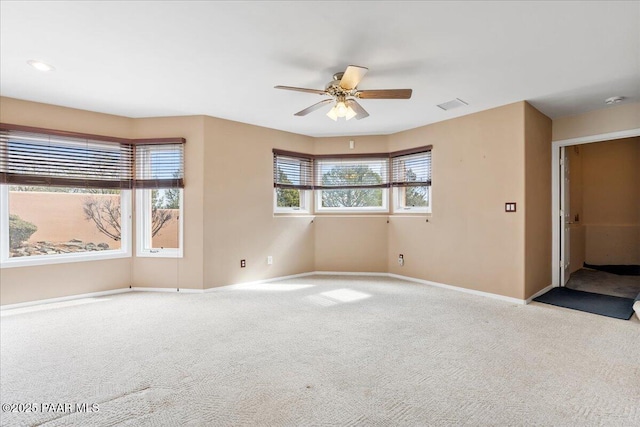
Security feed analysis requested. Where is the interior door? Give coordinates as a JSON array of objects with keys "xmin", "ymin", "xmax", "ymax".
[{"xmin": 560, "ymin": 147, "xmax": 571, "ymax": 286}]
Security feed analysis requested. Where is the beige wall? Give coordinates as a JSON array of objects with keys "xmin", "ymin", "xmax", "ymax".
[
  {"xmin": 581, "ymin": 138, "xmax": 640, "ymax": 265},
  {"xmin": 130, "ymin": 116, "xmax": 206, "ymax": 290},
  {"xmin": 313, "ymin": 135, "xmax": 389, "ymax": 155},
  {"xmin": 524, "ymin": 103, "xmax": 552, "ymax": 298},
  {"xmin": 0, "ymin": 96, "xmax": 576, "ymax": 305},
  {"xmin": 312, "ymin": 135, "xmax": 390, "ymax": 272},
  {"xmin": 0, "ymin": 97, "xmax": 134, "ymax": 304},
  {"xmin": 202, "ymin": 116, "xmax": 315, "ymax": 288},
  {"xmin": 0, "ymin": 99, "xmax": 318, "ymax": 303},
  {"xmin": 314, "ymin": 216, "xmax": 388, "ymax": 272},
  {"xmin": 387, "ymin": 103, "xmax": 528, "ymax": 299},
  {"xmin": 552, "ymin": 102, "xmax": 640, "ymax": 141}
]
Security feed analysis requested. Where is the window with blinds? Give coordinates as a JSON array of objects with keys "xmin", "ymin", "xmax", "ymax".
[
  {"xmin": 390, "ymin": 146, "xmax": 432, "ymax": 187},
  {"xmin": 271, "ymin": 146, "xmax": 433, "ymax": 214},
  {"xmin": 0, "ymin": 123, "xmax": 186, "ymax": 267},
  {"xmin": 0, "ymin": 129, "xmax": 133, "ymax": 189},
  {"xmin": 314, "ymin": 155, "xmax": 389, "ymax": 189},
  {"xmin": 135, "ymin": 142, "xmax": 185, "ymax": 188},
  {"xmin": 390, "ymin": 146, "xmax": 432, "ymax": 212},
  {"xmin": 314, "ymin": 155, "xmax": 390, "ymax": 211},
  {"xmin": 0, "ymin": 126, "xmax": 186, "ymax": 189},
  {"xmin": 272, "ymin": 150, "xmax": 313, "ymax": 190},
  {"xmin": 272, "ymin": 150, "xmax": 313, "ymax": 212}
]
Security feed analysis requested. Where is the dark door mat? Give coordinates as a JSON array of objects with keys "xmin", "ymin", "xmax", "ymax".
[
  {"xmin": 584, "ymin": 263, "xmax": 640, "ymax": 276},
  {"xmin": 533, "ymin": 287, "xmax": 635, "ymax": 320}
]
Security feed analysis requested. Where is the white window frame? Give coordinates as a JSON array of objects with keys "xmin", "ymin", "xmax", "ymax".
[
  {"xmin": 314, "ymin": 157, "xmax": 390, "ymax": 213},
  {"xmin": 274, "ymin": 188, "xmax": 311, "ymax": 214},
  {"xmin": 0, "ymin": 185, "xmax": 132, "ymax": 268},
  {"xmin": 393, "ymin": 186, "xmax": 432, "ymax": 214},
  {"xmin": 136, "ymin": 188, "xmax": 184, "ymax": 258},
  {"xmin": 315, "ymin": 188, "xmax": 389, "ymax": 213}
]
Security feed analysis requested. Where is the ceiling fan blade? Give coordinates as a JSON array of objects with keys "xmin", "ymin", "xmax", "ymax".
[
  {"xmin": 294, "ymin": 99, "xmax": 334, "ymax": 116},
  {"xmin": 346, "ymin": 99, "xmax": 369, "ymax": 120},
  {"xmin": 357, "ymin": 89, "xmax": 413, "ymax": 99},
  {"xmin": 339, "ymin": 65, "xmax": 369, "ymax": 90},
  {"xmin": 274, "ymin": 85, "xmax": 327, "ymax": 95}
]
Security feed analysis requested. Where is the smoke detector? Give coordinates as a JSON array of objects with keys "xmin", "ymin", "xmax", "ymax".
[{"xmin": 605, "ymin": 96, "xmax": 624, "ymax": 105}]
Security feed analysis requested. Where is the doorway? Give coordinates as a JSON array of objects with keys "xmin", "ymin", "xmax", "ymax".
[{"xmin": 552, "ymin": 129, "xmax": 640, "ymax": 296}]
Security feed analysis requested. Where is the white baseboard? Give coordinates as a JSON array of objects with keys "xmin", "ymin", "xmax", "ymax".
[
  {"xmin": 525, "ymin": 284, "xmax": 555, "ymax": 304},
  {"xmin": 130, "ymin": 287, "xmax": 204, "ymax": 294},
  {"xmin": 388, "ymin": 273, "xmax": 527, "ymax": 305},
  {"xmin": 204, "ymin": 272, "xmax": 316, "ymax": 292},
  {"xmin": 311, "ymin": 271, "xmax": 389, "ymax": 277},
  {"xmin": 0, "ymin": 288, "xmax": 131, "ymax": 311}
]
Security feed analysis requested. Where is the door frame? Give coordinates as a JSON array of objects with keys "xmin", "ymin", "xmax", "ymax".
[{"xmin": 551, "ymin": 128, "xmax": 640, "ymax": 287}]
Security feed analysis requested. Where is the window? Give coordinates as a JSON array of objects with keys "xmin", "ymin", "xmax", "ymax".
[
  {"xmin": 136, "ymin": 188, "xmax": 183, "ymax": 257},
  {"xmin": 315, "ymin": 156, "xmax": 389, "ymax": 212},
  {"xmin": 0, "ymin": 124, "xmax": 186, "ymax": 267},
  {"xmin": 271, "ymin": 147, "xmax": 432, "ymax": 215},
  {"xmin": 274, "ymin": 188, "xmax": 311, "ymax": 213},
  {"xmin": 0, "ymin": 126, "xmax": 133, "ymax": 267},
  {"xmin": 1, "ymin": 186, "xmax": 131, "ymax": 266},
  {"xmin": 391, "ymin": 146, "xmax": 432, "ymax": 213},
  {"xmin": 135, "ymin": 143, "xmax": 185, "ymax": 257},
  {"xmin": 273, "ymin": 150, "xmax": 313, "ymax": 213}
]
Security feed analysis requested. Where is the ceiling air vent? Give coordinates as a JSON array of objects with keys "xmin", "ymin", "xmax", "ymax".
[{"xmin": 437, "ymin": 98, "xmax": 468, "ymax": 111}]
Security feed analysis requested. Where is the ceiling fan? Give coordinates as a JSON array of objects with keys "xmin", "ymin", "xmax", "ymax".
[{"xmin": 275, "ymin": 65, "xmax": 412, "ymax": 121}]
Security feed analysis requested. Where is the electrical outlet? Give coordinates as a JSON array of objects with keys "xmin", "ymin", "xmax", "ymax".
[
  {"xmin": 267, "ymin": 256, "xmax": 273, "ymax": 265},
  {"xmin": 240, "ymin": 259, "xmax": 246, "ymax": 268},
  {"xmin": 398, "ymin": 254, "xmax": 404, "ymax": 266}
]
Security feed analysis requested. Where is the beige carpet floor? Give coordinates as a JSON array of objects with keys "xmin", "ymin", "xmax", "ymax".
[{"xmin": 1, "ymin": 275, "xmax": 639, "ymax": 426}]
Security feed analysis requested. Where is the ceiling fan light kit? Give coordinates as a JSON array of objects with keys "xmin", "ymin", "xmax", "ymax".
[
  {"xmin": 275, "ymin": 65, "xmax": 412, "ymax": 121},
  {"xmin": 604, "ymin": 96, "xmax": 624, "ymax": 105},
  {"xmin": 326, "ymin": 99, "xmax": 357, "ymax": 121}
]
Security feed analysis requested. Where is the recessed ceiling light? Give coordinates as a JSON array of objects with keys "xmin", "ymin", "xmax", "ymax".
[
  {"xmin": 604, "ymin": 96, "xmax": 624, "ymax": 105},
  {"xmin": 27, "ymin": 60, "xmax": 55, "ymax": 72}
]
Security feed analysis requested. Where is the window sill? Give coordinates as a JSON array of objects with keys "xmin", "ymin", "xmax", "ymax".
[
  {"xmin": 0, "ymin": 250, "xmax": 131, "ymax": 269},
  {"xmin": 391, "ymin": 210, "xmax": 432, "ymax": 215},
  {"xmin": 314, "ymin": 209, "xmax": 389, "ymax": 215},
  {"xmin": 274, "ymin": 210, "xmax": 312, "ymax": 215},
  {"xmin": 137, "ymin": 249, "xmax": 183, "ymax": 258}
]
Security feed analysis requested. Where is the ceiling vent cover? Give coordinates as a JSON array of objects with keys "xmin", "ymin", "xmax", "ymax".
[{"xmin": 437, "ymin": 98, "xmax": 468, "ymax": 111}]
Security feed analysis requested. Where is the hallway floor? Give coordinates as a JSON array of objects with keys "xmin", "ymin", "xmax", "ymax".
[{"xmin": 566, "ymin": 268, "xmax": 640, "ymax": 299}]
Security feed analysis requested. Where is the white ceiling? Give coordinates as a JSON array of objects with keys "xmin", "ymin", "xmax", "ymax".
[{"xmin": 1, "ymin": 1, "xmax": 638, "ymax": 137}]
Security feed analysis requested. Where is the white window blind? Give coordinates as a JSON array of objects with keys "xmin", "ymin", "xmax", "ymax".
[
  {"xmin": 390, "ymin": 146, "xmax": 432, "ymax": 187},
  {"xmin": 134, "ymin": 142, "xmax": 185, "ymax": 188},
  {"xmin": 273, "ymin": 149, "xmax": 313, "ymax": 190},
  {"xmin": 0, "ymin": 128, "xmax": 133, "ymax": 189},
  {"xmin": 314, "ymin": 155, "xmax": 389, "ymax": 189}
]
